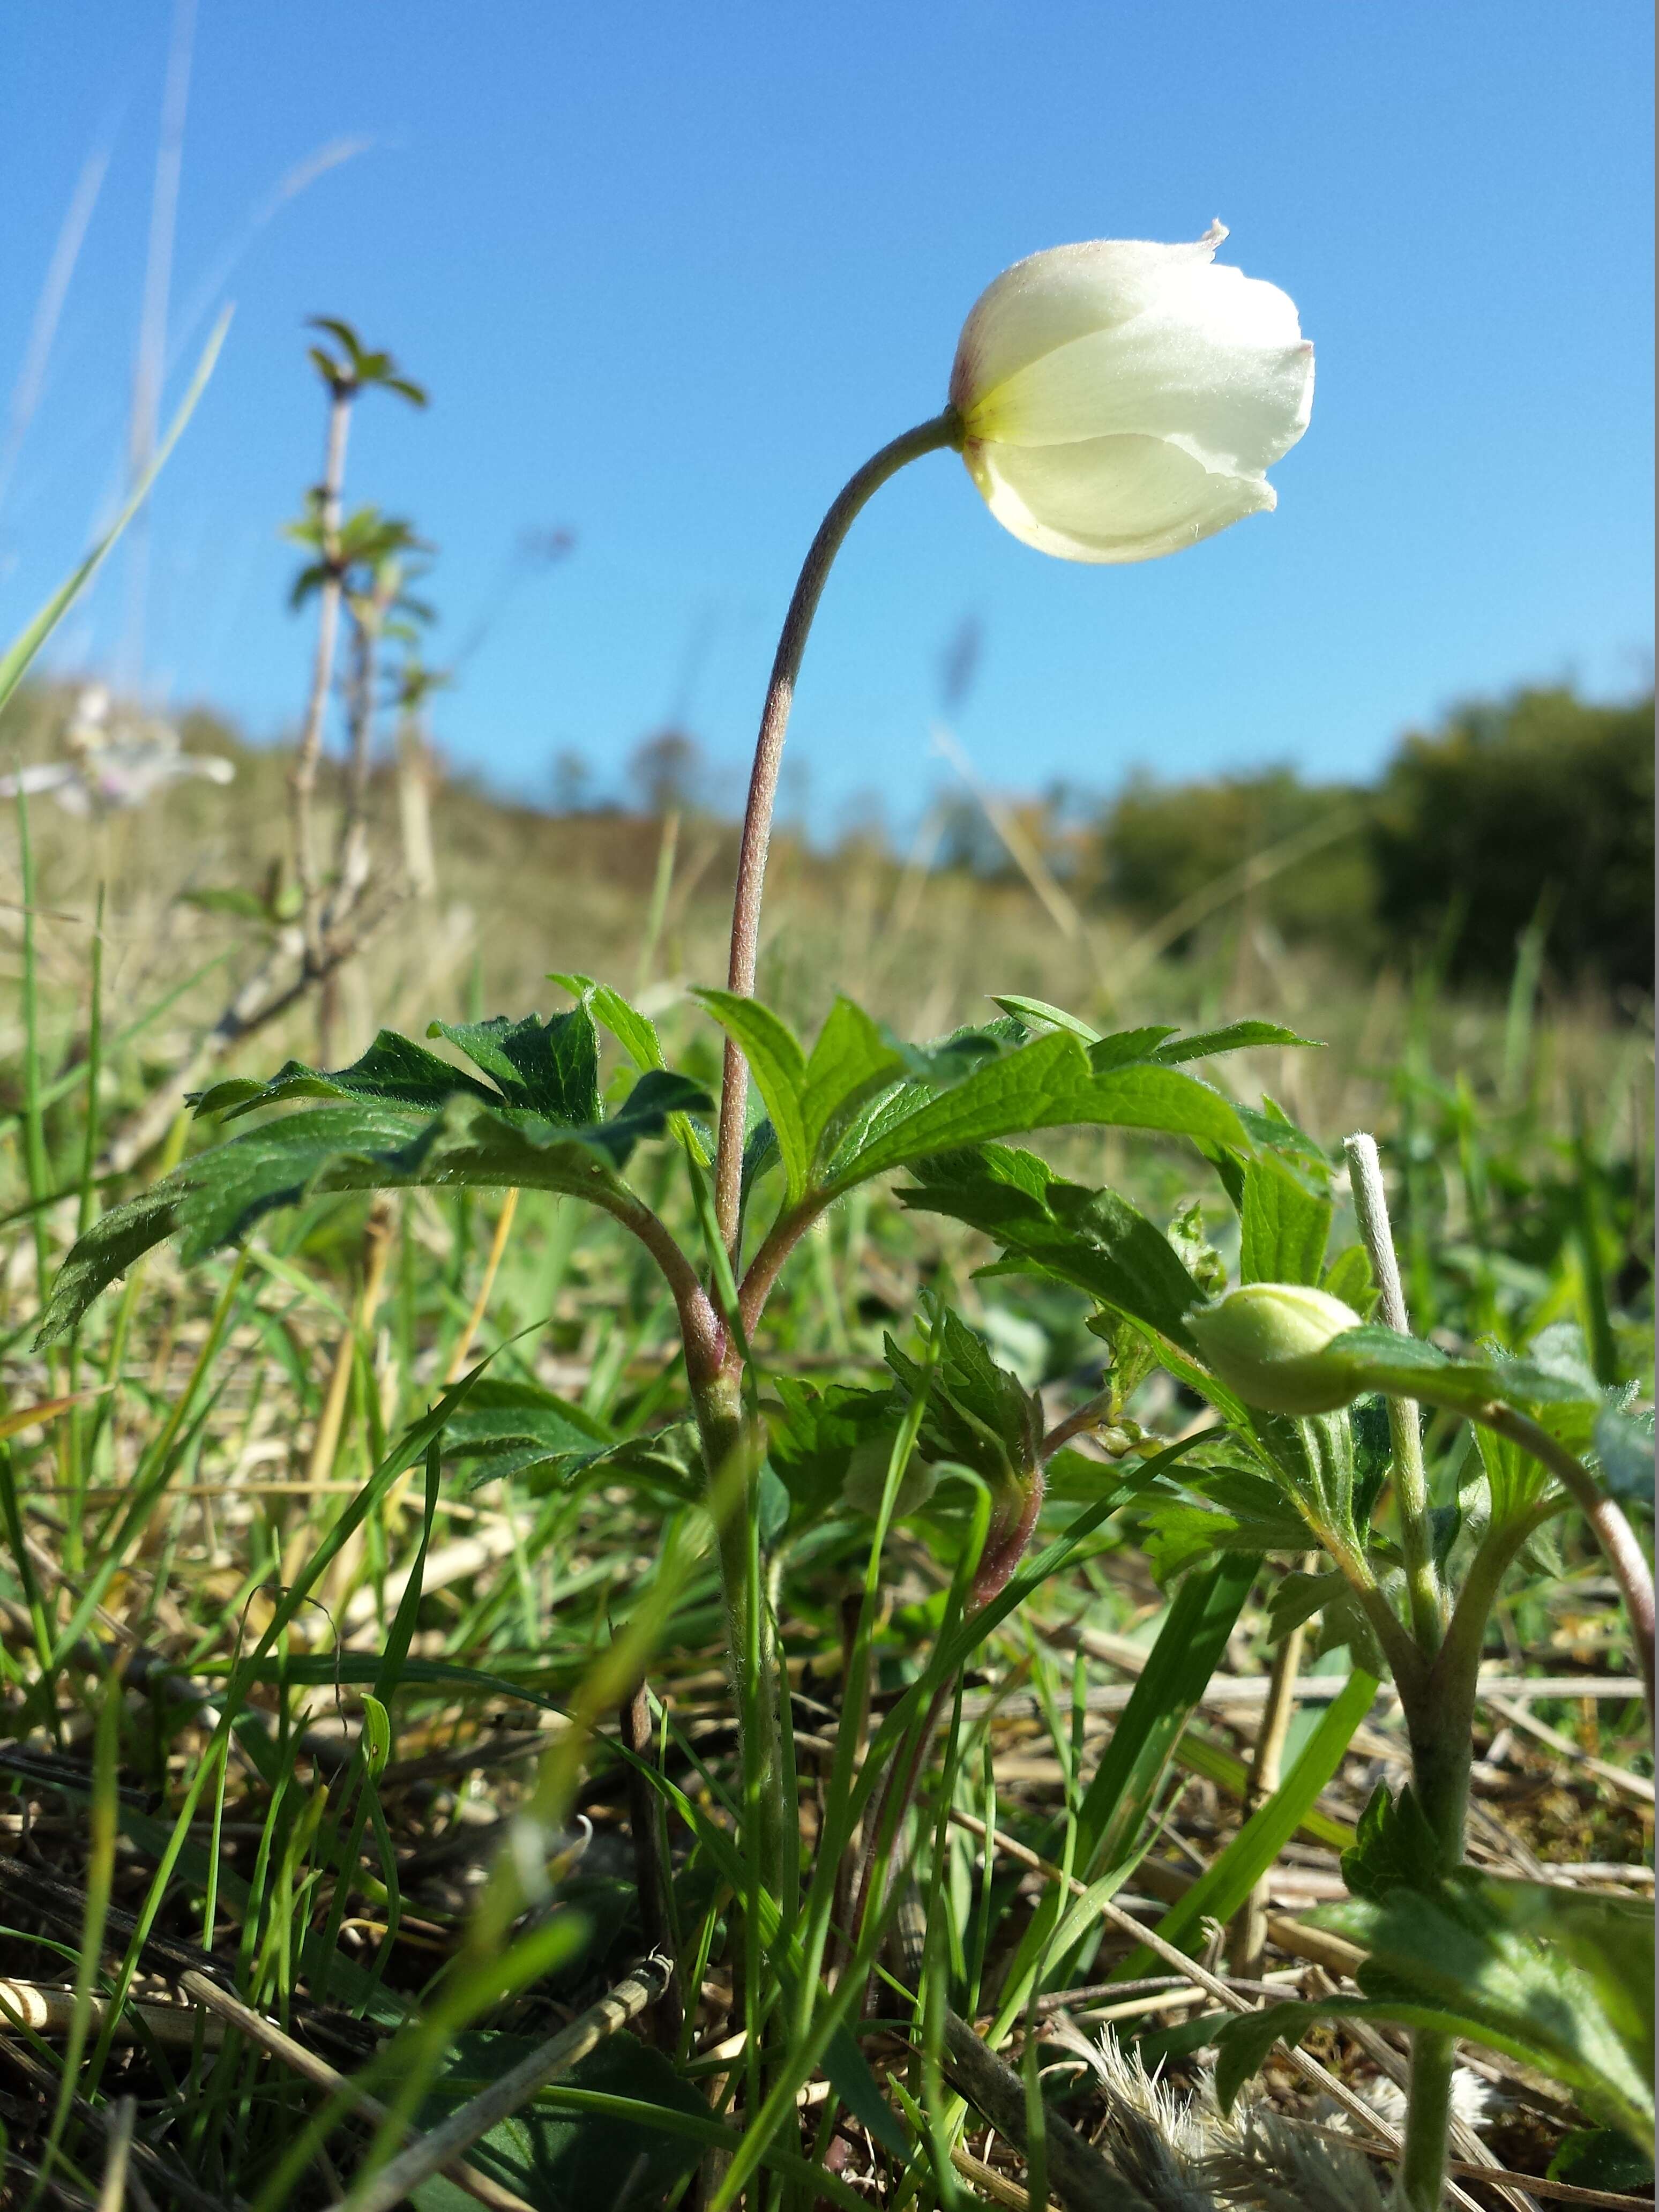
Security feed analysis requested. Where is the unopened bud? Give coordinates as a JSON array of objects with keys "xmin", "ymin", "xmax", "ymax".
[{"xmin": 1187, "ymin": 1283, "xmax": 1362, "ymax": 1416}]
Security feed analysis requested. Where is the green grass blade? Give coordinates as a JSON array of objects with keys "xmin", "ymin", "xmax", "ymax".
[
  {"xmin": 1078, "ymin": 1552, "xmax": 1262, "ymax": 1879},
  {"xmin": 0, "ymin": 307, "xmax": 231, "ymax": 715},
  {"xmin": 1112, "ymin": 1668, "xmax": 1380, "ymax": 1977}
]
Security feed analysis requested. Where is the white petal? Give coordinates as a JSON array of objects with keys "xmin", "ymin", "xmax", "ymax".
[
  {"xmin": 964, "ymin": 432, "xmax": 1275, "ymax": 564},
  {"xmin": 977, "ymin": 300, "xmax": 1314, "ymax": 476},
  {"xmin": 950, "ymin": 224, "xmax": 1228, "ymax": 414}
]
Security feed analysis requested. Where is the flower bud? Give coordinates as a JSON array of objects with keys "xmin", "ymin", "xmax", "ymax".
[{"xmin": 1187, "ymin": 1283, "xmax": 1362, "ymax": 1415}]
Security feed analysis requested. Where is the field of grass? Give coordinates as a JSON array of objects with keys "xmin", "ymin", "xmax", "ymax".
[{"xmin": 0, "ymin": 684, "xmax": 1650, "ymax": 2212}]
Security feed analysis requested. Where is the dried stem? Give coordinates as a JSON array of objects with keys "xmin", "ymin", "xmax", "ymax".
[
  {"xmin": 327, "ymin": 1957, "xmax": 672, "ymax": 2212},
  {"xmin": 334, "ymin": 587, "xmax": 385, "ymax": 920},
  {"xmin": 444, "ymin": 1187, "xmax": 520, "ymax": 1383},
  {"xmin": 712, "ymin": 409, "xmax": 959, "ymax": 1252},
  {"xmin": 292, "ymin": 382, "xmax": 353, "ymax": 966}
]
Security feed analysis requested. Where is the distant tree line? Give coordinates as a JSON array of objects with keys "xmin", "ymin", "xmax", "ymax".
[{"xmin": 1086, "ymin": 686, "xmax": 1651, "ymax": 997}]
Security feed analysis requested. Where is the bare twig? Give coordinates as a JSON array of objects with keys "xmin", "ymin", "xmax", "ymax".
[
  {"xmin": 1482, "ymin": 1692, "xmax": 1656, "ymax": 1806},
  {"xmin": 0, "ymin": 1978, "xmax": 219, "ymax": 2047},
  {"xmin": 100, "ymin": 888, "xmax": 406, "ymax": 1174},
  {"xmin": 293, "ymin": 383, "xmax": 353, "ymax": 964},
  {"xmin": 330, "ymin": 1954, "xmax": 672, "ymax": 2212},
  {"xmin": 180, "ymin": 1972, "xmax": 533, "ymax": 2212}
]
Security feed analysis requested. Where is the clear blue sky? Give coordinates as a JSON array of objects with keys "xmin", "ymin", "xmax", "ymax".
[{"xmin": 2, "ymin": 2, "xmax": 1651, "ymax": 828}]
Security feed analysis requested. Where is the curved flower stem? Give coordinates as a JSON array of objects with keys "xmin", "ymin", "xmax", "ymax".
[{"xmin": 713, "ymin": 409, "xmax": 961, "ymax": 1254}]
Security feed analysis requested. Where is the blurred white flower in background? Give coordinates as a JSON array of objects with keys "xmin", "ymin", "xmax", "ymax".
[
  {"xmin": 0, "ymin": 683, "xmax": 235, "ymax": 817},
  {"xmin": 950, "ymin": 221, "xmax": 1314, "ymax": 563}
]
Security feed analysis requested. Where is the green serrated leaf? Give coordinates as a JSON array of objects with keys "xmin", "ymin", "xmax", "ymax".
[
  {"xmin": 1240, "ymin": 1154, "xmax": 1332, "ymax": 1286},
  {"xmin": 885, "ymin": 1303, "xmax": 1041, "ymax": 1493},
  {"xmin": 1220, "ymin": 1875, "xmax": 1657, "ymax": 2144},
  {"xmin": 830, "ymin": 1033, "xmax": 1246, "ymax": 1192},
  {"xmin": 1323, "ymin": 1325, "xmax": 1608, "ymax": 1449},
  {"xmin": 428, "ymin": 1008, "xmax": 601, "ymax": 1122},
  {"xmin": 1341, "ymin": 1784, "xmax": 1446, "ymax": 1900},
  {"xmin": 1087, "ymin": 1025, "xmax": 1184, "ymax": 1071},
  {"xmin": 1154, "ymin": 1020, "xmax": 1321, "ymax": 1064},
  {"xmin": 1265, "ymin": 1561, "xmax": 1385, "ymax": 1673},
  {"xmin": 1595, "ymin": 1406, "xmax": 1654, "ymax": 1503},
  {"xmin": 901, "ymin": 1145, "xmax": 1205, "ymax": 1351},
  {"xmin": 989, "ymin": 994, "xmax": 1103, "ymax": 1043},
  {"xmin": 438, "ymin": 1378, "xmax": 612, "ymax": 1469},
  {"xmin": 551, "ymin": 974, "xmax": 712, "ymax": 1166},
  {"xmin": 799, "ymin": 998, "xmax": 906, "ymax": 1168},
  {"xmin": 550, "ymin": 972, "xmax": 663, "ymax": 1070},
  {"xmin": 200, "ymin": 1029, "xmax": 499, "ymax": 1119},
  {"xmin": 1141, "ymin": 1467, "xmax": 1311, "ymax": 1581},
  {"xmin": 692, "ymin": 989, "xmax": 811, "ymax": 1199},
  {"xmin": 1320, "ymin": 1242, "xmax": 1378, "ymax": 1314},
  {"xmin": 765, "ymin": 1376, "xmax": 895, "ymax": 1529},
  {"xmin": 1550, "ymin": 2130, "xmax": 1655, "ymax": 2193},
  {"xmin": 38, "ymin": 1072, "xmax": 708, "ymax": 1346}
]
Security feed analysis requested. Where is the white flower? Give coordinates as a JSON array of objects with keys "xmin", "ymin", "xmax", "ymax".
[{"xmin": 948, "ymin": 222, "xmax": 1314, "ymax": 563}]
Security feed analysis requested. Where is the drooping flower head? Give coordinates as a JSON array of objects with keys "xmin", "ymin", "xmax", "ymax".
[{"xmin": 949, "ymin": 222, "xmax": 1314, "ymax": 563}]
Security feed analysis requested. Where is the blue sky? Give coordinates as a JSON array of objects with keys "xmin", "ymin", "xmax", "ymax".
[{"xmin": 1, "ymin": 2, "xmax": 1651, "ymax": 829}]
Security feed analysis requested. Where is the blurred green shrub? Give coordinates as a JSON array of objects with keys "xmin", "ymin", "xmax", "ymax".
[
  {"xmin": 1097, "ymin": 767, "xmax": 1375, "ymax": 948},
  {"xmin": 1372, "ymin": 687, "xmax": 1654, "ymax": 995},
  {"xmin": 1094, "ymin": 689, "xmax": 1653, "ymax": 998}
]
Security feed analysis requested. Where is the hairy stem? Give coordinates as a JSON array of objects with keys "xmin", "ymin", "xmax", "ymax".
[
  {"xmin": 1470, "ymin": 1400, "xmax": 1655, "ymax": 1718},
  {"xmin": 604, "ymin": 1192, "xmax": 722, "ymax": 1384},
  {"xmin": 1398, "ymin": 1625, "xmax": 1478, "ymax": 2212},
  {"xmin": 1391, "ymin": 1489, "xmax": 1570, "ymax": 2208},
  {"xmin": 1345, "ymin": 1131, "xmax": 1444, "ymax": 1649},
  {"xmin": 713, "ymin": 409, "xmax": 960, "ymax": 1252}
]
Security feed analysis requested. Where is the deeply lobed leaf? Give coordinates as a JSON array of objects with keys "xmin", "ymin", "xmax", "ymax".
[{"xmin": 39, "ymin": 1007, "xmax": 710, "ymax": 1344}]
